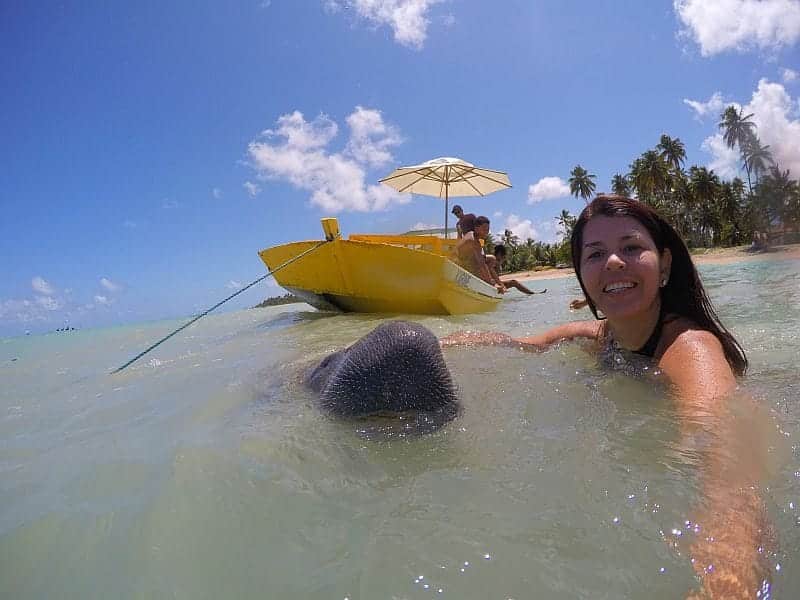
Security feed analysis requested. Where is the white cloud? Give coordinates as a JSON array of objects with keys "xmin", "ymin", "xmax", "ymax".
[
  {"xmin": 683, "ymin": 91, "xmax": 729, "ymax": 121},
  {"xmin": 1, "ymin": 278, "xmax": 70, "ymax": 326},
  {"xmin": 35, "ymin": 295, "xmax": 61, "ymax": 311},
  {"xmin": 494, "ymin": 214, "xmax": 540, "ymax": 243},
  {"xmin": 782, "ymin": 67, "xmax": 799, "ymax": 82},
  {"xmin": 31, "ymin": 276, "xmax": 54, "ymax": 296},
  {"xmin": 493, "ymin": 210, "xmax": 503, "ymax": 218},
  {"xmin": 93, "ymin": 295, "xmax": 109, "ymax": 305},
  {"xmin": 162, "ymin": 198, "xmax": 181, "ymax": 209},
  {"xmin": 674, "ymin": 0, "xmax": 800, "ymax": 56},
  {"xmin": 261, "ymin": 110, "xmax": 338, "ymax": 151},
  {"xmin": 100, "ymin": 277, "xmax": 121, "ymax": 293},
  {"xmin": 410, "ymin": 221, "xmax": 440, "ymax": 230},
  {"xmin": 247, "ymin": 108, "xmax": 408, "ymax": 213},
  {"xmin": 212, "ymin": 187, "xmax": 223, "ymax": 199},
  {"xmin": 325, "ymin": 0, "xmax": 439, "ymax": 49},
  {"xmin": 701, "ymin": 132, "xmax": 742, "ymax": 179},
  {"xmin": 528, "ymin": 176, "xmax": 571, "ymax": 203},
  {"xmin": 747, "ymin": 78, "xmax": 800, "ymax": 174},
  {"xmin": 0, "ymin": 299, "xmax": 35, "ymax": 322},
  {"xmin": 226, "ymin": 280, "xmax": 242, "ymax": 290},
  {"xmin": 345, "ymin": 106, "xmax": 403, "ymax": 167},
  {"xmin": 538, "ymin": 219, "xmax": 560, "ymax": 244},
  {"xmin": 700, "ymin": 78, "xmax": 800, "ymax": 177},
  {"xmin": 243, "ymin": 181, "xmax": 261, "ymax": 197}
]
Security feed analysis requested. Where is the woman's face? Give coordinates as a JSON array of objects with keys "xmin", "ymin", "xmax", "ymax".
[{"xmin": 578, "ymin": 215, "xmax": 670, "ymax": 320}]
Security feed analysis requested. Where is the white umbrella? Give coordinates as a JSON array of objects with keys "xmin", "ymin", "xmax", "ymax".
[{"xmin": 379, "ymin": 156, "xmax": 511, "ymax": 238}]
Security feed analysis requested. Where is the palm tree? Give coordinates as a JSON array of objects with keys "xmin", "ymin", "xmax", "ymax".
[
  {"xmin": 657, "ymin": 134, "xmax": 686, "ymax": 174},
  {"xmin": 610, "ymin": 174, "xmax": 631, "ymax": 197},
  {"xmin": 757, "ymin": 165, "xmax": 798, "ymax": 225},
  {"xmin": 568, "ymin": 165, "xmax": 596, "ymax": 203},
  {"xmin": 629, "ymin": 151, "xmax": 669, "ymax": 206},
  {"xmin": 731, "ymin": 177, "xmax": 746, "ymax": 200},
  {"xmin": 741, "ymin": 136, "xmax": 773, "ymax": 186},
  {"xmin": 689, "ymin": 166, "xmax": 721, "ymax": 245},
  {"xmin": 556, "ymin": 209, "xmax": 576, "ymax": 240},
  {"xmin": 719, "ymin": 105, "xmax": 756, "ymax": 150},
  {"xmin": 717, "ymin": 182, "xmax": 742, "ymax": 245},
  {"xmin": 719, "ymin": 105, "xmax": 757, "ymax": 191},
  {"xmin": 669, "ymin": 172, "xmax": 695, "ymax": 243}
]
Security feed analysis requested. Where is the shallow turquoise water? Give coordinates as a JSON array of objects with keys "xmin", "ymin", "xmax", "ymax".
[{"xmin": 1, "ymin": 258, "xmax": 798, "ymax": 599}]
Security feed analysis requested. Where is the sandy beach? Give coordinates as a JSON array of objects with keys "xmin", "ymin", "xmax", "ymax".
[{"xmin": 508, "ymin": 243, "xmax": 800, "ymax": 283}]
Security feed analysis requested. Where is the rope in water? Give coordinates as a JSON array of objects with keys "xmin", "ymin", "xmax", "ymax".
[{"xmin": 111, "ymin": 239, "xmax": 331, "ymax": 374}]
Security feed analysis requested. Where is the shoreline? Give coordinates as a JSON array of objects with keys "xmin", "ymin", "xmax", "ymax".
[{"xmin": 507, "ymin": 243, "xmax": 800, "ymax": 283}]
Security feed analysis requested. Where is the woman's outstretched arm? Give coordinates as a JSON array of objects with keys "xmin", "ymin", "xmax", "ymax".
[
  {"xmin": 659, "ymin": 329, "xmax": 774, "ymax": 599},
  {"xmin": 439, "ymin": 320, "xmax": 602, "ymax": 351}
]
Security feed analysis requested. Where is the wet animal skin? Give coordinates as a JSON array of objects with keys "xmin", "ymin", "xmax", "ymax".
[{"xmin": 305, "ymin": 321, "xmax": 461, "ymax": 434}]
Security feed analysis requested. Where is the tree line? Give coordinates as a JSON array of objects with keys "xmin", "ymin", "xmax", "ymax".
[
  {"xmin": 253, "ymin": 293, "xmax": 301, "ymax": 308},
  {"xmin": 490, "ymin": 105, "xmax": 800, "ymax": 273}
]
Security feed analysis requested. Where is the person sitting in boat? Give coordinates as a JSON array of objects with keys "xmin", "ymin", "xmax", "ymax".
[
  {"xmin": 456, "ymin": 215, "xmax": 506, "ymax": 293},
  {"xmin": 486, "ymin": 244, "xmax": 539, "ymax": 295},
  {"xmin": 442, "ymin": 194, "xmax": 771, "ymax": 599},
  {"xmin": 451, "ymin": 204, "xmax": 476, "ymax": 240}
]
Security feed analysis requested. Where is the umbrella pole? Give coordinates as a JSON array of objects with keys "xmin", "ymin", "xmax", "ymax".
[{"xmin": 444, "ymin": 184, "xmax": 449, "ymax": 239}]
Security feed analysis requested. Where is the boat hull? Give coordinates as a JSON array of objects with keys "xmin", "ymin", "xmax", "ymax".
[{"xmin": 258, "ymin": 238, "xmax": 502, "ymax": 315}]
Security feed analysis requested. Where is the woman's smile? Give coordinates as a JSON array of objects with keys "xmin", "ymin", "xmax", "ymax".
[{"xmin": 602, "ymin": 280, "xmax": 637, "ymax": 294}]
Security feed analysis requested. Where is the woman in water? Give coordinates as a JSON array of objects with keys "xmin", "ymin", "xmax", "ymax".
[{"xmin": 442, "ymin": 195, "xmax": 772, "ymax": 598}]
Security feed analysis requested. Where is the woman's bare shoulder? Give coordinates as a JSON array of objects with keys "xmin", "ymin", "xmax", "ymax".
[
  {"xmin": 660, "ymin": 316, "xmax": 721, "ymax": 352},
  {"xmin": 658, "ymin": 316, "xmax": 735, "ymax": 398}
]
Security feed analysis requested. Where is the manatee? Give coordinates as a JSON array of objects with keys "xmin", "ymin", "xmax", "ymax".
[{"xmin": 305, "ymin": 320, "xmax": 461, "ymax": 435}]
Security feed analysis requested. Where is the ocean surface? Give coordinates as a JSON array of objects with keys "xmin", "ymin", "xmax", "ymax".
[{"xmin": 1, "ymin": 258, "xmax": 799, "ymax": 599}]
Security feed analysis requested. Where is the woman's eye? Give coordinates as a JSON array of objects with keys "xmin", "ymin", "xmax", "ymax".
[
  {"xmin": 624, "ymin": 244, "xmax": 641, "ymax": 253},
  {"xmin": 586, "ymin": 251, "xmax": 603, "ymax": 260}
]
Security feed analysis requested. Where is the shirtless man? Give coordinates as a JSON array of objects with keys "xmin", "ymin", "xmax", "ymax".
[{"xmin": 456, "ymin": 215, "xmax": 506, "ymax": 293}]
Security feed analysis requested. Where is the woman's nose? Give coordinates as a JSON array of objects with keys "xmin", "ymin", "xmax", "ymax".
[{"xmin": 605, "ymin": 253, "xmax": 626, "ymax": 270}]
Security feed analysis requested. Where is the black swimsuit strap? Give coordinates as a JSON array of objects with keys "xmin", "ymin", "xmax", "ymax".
[{"xmin": 633, "ymin": 308, "xmax": 666, "ymax": 358}]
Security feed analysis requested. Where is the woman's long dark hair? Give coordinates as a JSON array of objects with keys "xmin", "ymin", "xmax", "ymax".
[{"xmin": 570, "ymin": 195, "xmax": 748, "ymax": 375}]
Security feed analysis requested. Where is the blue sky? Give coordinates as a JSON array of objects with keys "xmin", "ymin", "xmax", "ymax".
[{"xmin": 1, "ymin": 0, "xmax": 799, "ymax": 336}]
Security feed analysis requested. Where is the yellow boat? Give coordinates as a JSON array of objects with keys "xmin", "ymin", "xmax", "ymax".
[{"xmin": 258, "ymin": 218, "xmax": 502, "ymax": 315}]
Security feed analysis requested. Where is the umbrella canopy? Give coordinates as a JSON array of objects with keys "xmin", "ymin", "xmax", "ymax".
[{"xmin": 379, "ymin": 157, "xmax": 511, "ymax": 237}]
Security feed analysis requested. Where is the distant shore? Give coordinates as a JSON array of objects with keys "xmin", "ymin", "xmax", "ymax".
[{"xmin": 508, "ymin": 243, "xmax": 800, "ymax": 283}]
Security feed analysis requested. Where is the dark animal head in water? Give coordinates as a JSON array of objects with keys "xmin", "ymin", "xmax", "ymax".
[{"xmin": 305, "ymin": 321, "xmax": 461, "ymax": 435}]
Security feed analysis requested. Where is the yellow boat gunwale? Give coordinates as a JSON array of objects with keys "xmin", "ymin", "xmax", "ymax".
[{"xmin": 258, "ymin": 228, "xmax": 502, "ymax": 316}]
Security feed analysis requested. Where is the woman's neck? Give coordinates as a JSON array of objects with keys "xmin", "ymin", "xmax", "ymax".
[{"xmin": 606, "ymin": 299, "xmax": 662, "ymax": 351}]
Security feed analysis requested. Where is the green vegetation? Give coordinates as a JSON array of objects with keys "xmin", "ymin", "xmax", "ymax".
[
  {"xmin": 617, "ymin": 110, "xmax": 799, "ymax": 248},
  {"xmin": 253, "ymin": 293, "xmax": 301, "ymax": 308},
  {"xmin": 489, "ymin": 107, "xmax": 800, "ymax": 275},
  {"xmin": 484, "ymin": 229, "xmax": 572, "ymax": 274}
]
